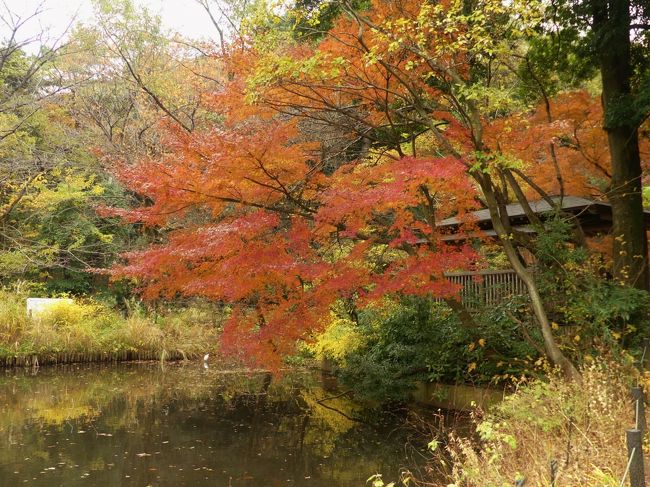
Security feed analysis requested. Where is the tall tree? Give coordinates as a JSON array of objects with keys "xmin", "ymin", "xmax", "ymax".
[
  {"xmin": 594, "ymin": 0, "xmax": 649, "ymax": 290},
  {"xmin": 551, "ymin": 0, "xmax": 650, "ymax": 289},
  {"xmin": 250, "ymin": 0, "xmax": 582, "ymax": 378}
]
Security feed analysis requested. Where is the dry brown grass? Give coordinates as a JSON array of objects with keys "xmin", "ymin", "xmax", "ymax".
[{"xmin": 445, "ymin": 359, "xmax": 637, "ymax": 487}]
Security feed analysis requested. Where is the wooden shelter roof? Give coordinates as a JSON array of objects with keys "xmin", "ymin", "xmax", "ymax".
[{"xmin": 437, "ymin": 195, "xmax": 650, "ymax": 241}]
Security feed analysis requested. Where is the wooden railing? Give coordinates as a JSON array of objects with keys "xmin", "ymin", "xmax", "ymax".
[{"xmin": 444, "ymin": 269, "xmax": 528, "ymax": 311}]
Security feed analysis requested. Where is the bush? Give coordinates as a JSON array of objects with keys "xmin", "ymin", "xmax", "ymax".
[
  {"xmin": 313, "ymin": 296, "xmax": 539, "ymax": 402},
  {"xmin": 533, "ymin": 217, "xmax": 650, "ymax": 364}
]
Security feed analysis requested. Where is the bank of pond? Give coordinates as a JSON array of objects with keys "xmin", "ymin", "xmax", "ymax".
[
  {"xmin": 0, "ymin": 291, "xmax": 640, "ymax": 485},
  {"xmin": 0, "ymin": 358, "xmax": 639, "ymax": 487}
]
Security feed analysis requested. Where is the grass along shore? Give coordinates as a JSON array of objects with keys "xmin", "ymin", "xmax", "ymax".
[{"xmin": 0, "ymin": 289, "xmax": 220, "ymax": 365}]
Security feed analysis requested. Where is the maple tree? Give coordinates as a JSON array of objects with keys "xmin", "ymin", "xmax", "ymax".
[
  {"xmin": 103, "ymin": 84, "xmax": 479, "ymax": 368},
  {"xmin": 104, "ymin": 0, "xmax": 650, "ymax": 378},
  {"xmin": 494, "ymin": 91, "xmax": 650, "ymax": 199}
]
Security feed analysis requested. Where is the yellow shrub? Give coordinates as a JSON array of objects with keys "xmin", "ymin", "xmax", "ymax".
[
  {"xmin": 40, "ymin": 300, "xmax": 100, "ymax": 327},
  {"xmin": 310, "ymin": 315, "xmax": 365, "ymax": 365}
]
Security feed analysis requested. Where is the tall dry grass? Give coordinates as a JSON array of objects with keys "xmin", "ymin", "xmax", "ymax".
[
  {"xmin": 445, "ymin": 359, "xmax": 637, "ymax": 487},
  {"xmin": 0, "ymin": 289, "xmax": 221, "ymax": 360}
]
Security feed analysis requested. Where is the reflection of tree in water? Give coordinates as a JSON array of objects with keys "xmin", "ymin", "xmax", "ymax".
[{"xmin": 0, "ymin": 364, "xmax": 411, "ymax": 486}]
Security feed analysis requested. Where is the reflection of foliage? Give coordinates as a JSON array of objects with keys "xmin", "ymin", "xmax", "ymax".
[
  {"xmin": 0, "ymin": 366, "xmax": 164, "ymax": 431},
  {"xmin": 0, "ymin": 365, "xmax": 410, "ymax": 486},
  {"xmin": 300, "ymin": 389, "xmax": 362, "ymax": 456}
]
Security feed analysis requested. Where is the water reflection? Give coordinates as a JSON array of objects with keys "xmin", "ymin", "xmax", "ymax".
[{"xmin": 0, "ymin": 363, "xmax": 410, "ymax": 486}]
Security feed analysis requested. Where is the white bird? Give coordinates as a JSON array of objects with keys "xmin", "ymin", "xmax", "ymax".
[{"xmin": 203, "ymin": 353, "xmax": 209, "ymax": 362}]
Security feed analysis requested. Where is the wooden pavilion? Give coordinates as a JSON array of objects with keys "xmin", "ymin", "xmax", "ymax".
[{"xmin": 436, "ymin": 196, "xmax": 650, "ymax": 310}]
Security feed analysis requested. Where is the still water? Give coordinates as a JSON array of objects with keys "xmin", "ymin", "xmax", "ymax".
[{"xmin": 0, "ymin": 363, "xmax": 415, "ymax": 486}]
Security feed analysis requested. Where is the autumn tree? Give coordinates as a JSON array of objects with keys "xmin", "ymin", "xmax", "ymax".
[
  {"xmin": 0, "ymin": 3, "xmax": 147, "ymax": 293},
  {"xmin": 104, "ymin": 0, "xmax": 614, "ymax": 379},
  {"xmin": 0, "ymin": 3, "xmax": 70, "ymax": 223},
  {"xmin": 62, "ymin": 0, "xmax": 223, "ymax": 161},
  {"xmin": 103, "ymin": 63, "xmax": 479, "ymax": 369},
  {"xmin": 249, "ymin": 0, "xmax": 582, "ymax": 377}
]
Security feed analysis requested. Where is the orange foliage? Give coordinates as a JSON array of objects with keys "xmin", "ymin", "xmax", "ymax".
[
  {"xmin": 103, "ymin": 0, "xmax": 643, "ymax": 367},
  {"xmin": 490, "ymin": 91, "xmax": 650, "ymax": 198},
  {"xmin": 102, "ymin": 43, "xmax": 480, "ymax": 367}
]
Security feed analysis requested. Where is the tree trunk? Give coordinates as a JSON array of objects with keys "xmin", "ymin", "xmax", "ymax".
[
  {"xmin": 594, "ymin": 0, "xmax": 649, "ymax": 290},
  {"xmin": 608, "ymin": 127, "xmax": 648, "ymax": 289}
]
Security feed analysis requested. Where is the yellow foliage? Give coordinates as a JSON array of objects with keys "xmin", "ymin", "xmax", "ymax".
[
  {"xmin": 0, "ymin": 288, "xmax": 219, "ymax": 357},
  {"xmin": 40, "ymin": 300, "xmax": 102, "ymax": 327},
  {"xmin": 310, "ymin": 315, "xmax": 364, "ymax": 364}
]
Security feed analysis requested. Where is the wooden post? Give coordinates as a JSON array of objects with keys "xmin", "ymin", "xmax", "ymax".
[
  {"xmin": 550, "ymin": 459, "xmax": 558, "ymax": 487},
  {"xmin": 632, "ymin": 387, "xmax": 647, "ymax": 435},
  {"xmin": 626, "ymin": 428, "xmax": 646, "ymax": 487}
]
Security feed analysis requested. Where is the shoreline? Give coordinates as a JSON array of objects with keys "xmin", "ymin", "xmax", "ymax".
[{"xmin": 0, "ymin": 349, "xmax": 201, "ymax": 367}]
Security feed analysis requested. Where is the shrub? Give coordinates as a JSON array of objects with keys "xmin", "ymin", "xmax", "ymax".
[
  {"xmin": 318, "ymin": 296, "xmax": 539, "ymax": 402},
  {"xmin": 533, "ymin": 217, "xmax": 650, "ymax": 364}
]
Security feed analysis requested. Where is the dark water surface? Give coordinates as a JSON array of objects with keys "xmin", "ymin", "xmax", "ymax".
[{"xmin": 0, "ymin": 363, "xmax": 415, "ymax": 486}]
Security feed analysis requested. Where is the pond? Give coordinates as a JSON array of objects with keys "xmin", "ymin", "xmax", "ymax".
[{"xmin": 0, "ymin": 363, "xmax": 420, "ymax": 486}]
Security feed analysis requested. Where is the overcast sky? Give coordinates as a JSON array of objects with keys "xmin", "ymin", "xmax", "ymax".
[{"xmin": 2, "ymin": 0, "xmax": 221, "ymax": 50}]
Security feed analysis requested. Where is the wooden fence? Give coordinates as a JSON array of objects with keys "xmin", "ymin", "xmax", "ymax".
[{"xmin": 444, "ymin": 269, "xmax": 528, "ymax": 311}]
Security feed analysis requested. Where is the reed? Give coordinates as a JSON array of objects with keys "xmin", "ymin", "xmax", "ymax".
[{"xmin": 0, "ymin": 289, "xmax": 220, "ymax": 367}]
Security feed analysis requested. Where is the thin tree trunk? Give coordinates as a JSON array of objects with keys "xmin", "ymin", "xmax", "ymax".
[{"xmin": 478, "ymin": 174, "xmax": 581, "ymax": 381}]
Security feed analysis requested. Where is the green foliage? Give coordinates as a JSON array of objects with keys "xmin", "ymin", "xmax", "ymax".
[
  {"xmin": 515, "ymin": 28, "xmax": 596, "ymax": 105},
  {"xmin": 313, "ymin": 216, "xmax": 649, "ymax": 402},
  {"xmin": 321, "ymin": 296, "xmax": 539, "ymax": 402},
  {"xmin": 533, "ymin": 216, "xmax": 650, "ymax": 361},
  {"xmin": 551, "ymin": 0, "xmax": 650, "ymax": 123},
  {"xmin": 0, "ymin": 42, "xmax": 142, "ymax": 295},
  {"xmin": 0, "ymin": 168, "xmax": 136, "ymax": 293},
  {"xmin": 289, "ymin": 0, "xmax": 370, "ymax": 41}
]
